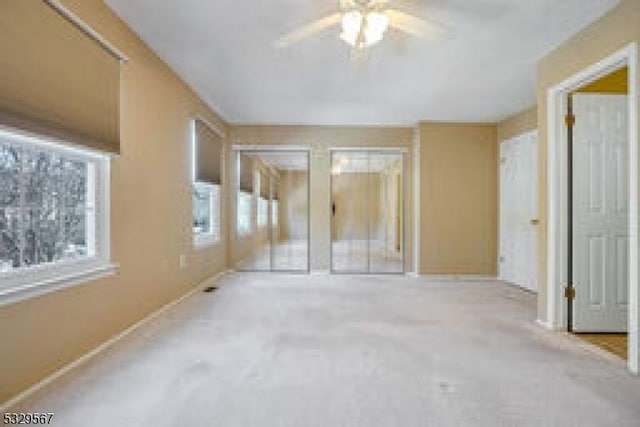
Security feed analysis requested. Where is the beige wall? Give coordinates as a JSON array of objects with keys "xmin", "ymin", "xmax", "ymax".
[
  {"xmin": 536, "ymin": 0, "xmax": 640, "ymax": 322},
  {"xmin": 418, "ymin": 122, "xmax": 498, "ymax": 275},
  {"xmin": 0, "ymin": 0, "xmax": 229, "ymax": 403},
  {"xmin": 497, "ymin": 106, "xmax": 538, "ymax": 142},
  {"xmin": 229, "ymin": 125, "xmax": 415, "ymax": 272}
]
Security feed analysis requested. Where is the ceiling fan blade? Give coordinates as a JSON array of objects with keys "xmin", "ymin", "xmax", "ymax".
[
  {"xmin": 386, "ymin": 9, "xmax": 451, "ymax": 41},
  {"xmin": 274, "ymin": 13, "xmax": 342, "ymax": 48}
]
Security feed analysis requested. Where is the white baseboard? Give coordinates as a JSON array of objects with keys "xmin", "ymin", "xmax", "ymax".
[
  {"xmin": 536, "ymin": 318, "xmax": 554, "ymax": 330},
  {"xmin": 0, "ymin": 269, "xmax": 232, "ymax": 412},
  {"xmin": 417, "ymin": 275, "xmax": 498, "ymax": 282}
]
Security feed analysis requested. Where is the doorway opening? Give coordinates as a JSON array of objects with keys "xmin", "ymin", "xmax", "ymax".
[
  {"xmin": 234, "ymin": 149, "xmax": 310, "ymax": 273},
  {"xmin": 330, "ymin": 149, "xmax": 405, "ymax": 274},
  {"xmin": 569, "ymin": 66, "xmax": 630, "ymax": 358},
  {"xmin": 547, "ymin": 43, "xmax": 638, "ymax": 372}
]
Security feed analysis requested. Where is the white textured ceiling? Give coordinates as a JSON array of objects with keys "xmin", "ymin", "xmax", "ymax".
[{"xmin": 105, "ymin": 0, "xmax": 619, "ymax": 125}]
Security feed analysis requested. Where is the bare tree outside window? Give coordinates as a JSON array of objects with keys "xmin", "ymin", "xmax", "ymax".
[{"xmin": 0, "ymin": 140, "xmax": 90, "ymax": 273}]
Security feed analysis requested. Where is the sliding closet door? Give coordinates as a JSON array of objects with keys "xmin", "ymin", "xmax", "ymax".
[
  {"xmin": 369, "ymin": 152, "xmax": 404, "ymax": 274},
  {"xmin": 331, "ymin": 151, "xmax": 404, "ymax": 274},
  {"xmin": 271, "ymin": 152, "xmax": 309, "ymax": 272},
  {"xmin": 235, "ymin": 150, "xmax": 309, "ymax": 272},
  {"xmin": 331, "ymin": 152, "xmax": 370, "ymax": 273},
  {"xmin": 236, "ymin": 152, "xmax": 270, "ymax": 271}
]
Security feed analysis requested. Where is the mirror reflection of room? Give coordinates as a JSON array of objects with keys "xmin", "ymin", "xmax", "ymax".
[
  {"xmin": 331, "ymin": 151, "xmax": 404, "ymax": 274},
  {"xmin": 235, "ymin": 151, "xmax": 309, "ymax": 272}
]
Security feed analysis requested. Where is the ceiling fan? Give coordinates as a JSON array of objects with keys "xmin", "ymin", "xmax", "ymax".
[{"xmin": 275, "ymin": 0, "xmax": 451, "ymax": 50}]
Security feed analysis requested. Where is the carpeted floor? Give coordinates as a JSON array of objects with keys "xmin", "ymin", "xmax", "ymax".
[{"xmin": 9, "ymin": 274, "xmax": 640, "ymax": 426}]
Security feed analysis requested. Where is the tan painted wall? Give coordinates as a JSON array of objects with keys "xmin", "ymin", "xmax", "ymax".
[
  {"xmin": 536, "ymin": 0, "xmax": 640, "ymax": 322},
  {"xmin": 0, "ymin": 0, "xmax": 229, "ymax": 403},
  {"xmin": 497, "ymin": 106, "xmax": 538, "ymax": 142},
  {"xmin": 229, "ymin": 125, "xmax": 415, "ymax": 272},
  {"xmin": 418, "ymin": 122, "xmax": 498, "ymax": 275}
]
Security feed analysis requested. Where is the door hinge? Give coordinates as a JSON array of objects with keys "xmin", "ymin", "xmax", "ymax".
[
  {"xmin": 564, "ymin": 286, "xmax": 576, "ymax": 300},
  {"xmin": 565, "ymin": 114, "xmax": 575, "ymax": 128}
]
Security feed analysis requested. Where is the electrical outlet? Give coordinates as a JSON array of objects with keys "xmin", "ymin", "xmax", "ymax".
[{"xmin": 179, "ymin": 254, "xmax": 187, "ymax": 269}]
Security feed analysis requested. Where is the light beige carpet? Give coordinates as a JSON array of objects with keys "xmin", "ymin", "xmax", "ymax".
[{"xmin": 10, "ymin": 274, "xmax": 640, "ymax": 426}]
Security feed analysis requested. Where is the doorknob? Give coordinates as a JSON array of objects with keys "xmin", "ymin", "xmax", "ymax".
[{"xmin": 530, "ymin": 219, "xmax": 539, "ymax": 226}]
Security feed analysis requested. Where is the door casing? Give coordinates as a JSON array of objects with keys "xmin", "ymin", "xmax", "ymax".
[{"xmin": 546, "ymin": 43, "xmax": 639, "ymax": 372}]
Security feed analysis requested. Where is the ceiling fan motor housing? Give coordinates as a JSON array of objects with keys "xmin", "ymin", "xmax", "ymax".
[{"xmin": 341, "ymin": 0, "xmax": 388, "ymax": 12}]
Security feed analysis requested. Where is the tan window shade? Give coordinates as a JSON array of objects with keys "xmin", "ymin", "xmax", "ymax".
[
  {"xmin": 239, "ymin": 154, "xmax": 253, "ymax": 193},
  {"xmin": 0, "ymin": 0, "xmax": 121, "ymax": 153},
  {"xmin": 194, "ymin": 119, "xmax": 222, "ymax": 185},
  {"xmin": 260, "ymin": 171, "xmax": 270, "ymax": 199}
]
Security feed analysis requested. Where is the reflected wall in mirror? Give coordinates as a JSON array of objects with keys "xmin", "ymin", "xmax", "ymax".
[
  {"xmin": 235, "ymin": 150, "xmax": 309, "ymax": 272},
  {"xmin": 331, "ymin": 151, "xmax": 404, "ymax": 274}
]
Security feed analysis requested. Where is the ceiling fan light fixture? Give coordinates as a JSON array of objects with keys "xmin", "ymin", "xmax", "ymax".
[
  {"xmin": 340, "ymin": 9, "xmax": 389, "ymax": 48},
  {"xmin": 340, "ymin": 11, "xmax": 363, "ymax": 46},
  {"xmin": 365, "ymin": 11, "xmax": 389, "ymax": 42}
]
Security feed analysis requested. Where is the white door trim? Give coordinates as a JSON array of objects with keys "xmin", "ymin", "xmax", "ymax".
[{"xmin": 546, "ymin": 42, "xmax": 639, "ymax": 372}]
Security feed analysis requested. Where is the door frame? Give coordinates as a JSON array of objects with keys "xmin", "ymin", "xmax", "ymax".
[
  {"xmin": 546, "ymin": 42, "xmax": 639, "ymax": 372},
  {"xmin": 232, "ymin": 146, "xmax": 311, "ymax": 273},
  {"xmin": 328, "ymin": 147, "xmax": 408, "ymax": 275}
]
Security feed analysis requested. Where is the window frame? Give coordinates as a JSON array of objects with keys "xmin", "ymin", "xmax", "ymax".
[
  {"xmin": 191, "ymin": 118, "xmax": 223, "ymax": 250},
  {"xmin": 192, "ymin": 181, "xmax": 220, "ymax": 248},
  {"xmin": 236, "ymin": 190, "xmax": 253, "ymax": 237},
  {"xmin": 257, "ymin": 196, "xmax": 268, "ymax": 229},
  {"xmin": 0, "ymin": 126, "xmax": 114, "ymax": 306},
  {"xmin": 272, "ymin": 199, "xmax": 279, "ymax": 228}
]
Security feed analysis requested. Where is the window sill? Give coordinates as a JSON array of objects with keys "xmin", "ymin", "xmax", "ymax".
[
  {"xmin": 0, "ymin": 262, "xmax": 118, "ymax": 307},
  {"xmin": 193, "ymin": 234, "xmax": 220, "ymax": 250}
]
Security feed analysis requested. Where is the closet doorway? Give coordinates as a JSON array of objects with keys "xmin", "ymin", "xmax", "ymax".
[
  {"xmin": 234, "ymin": 149, "xmax": 310, "ymax": 273},
  {"xmin": 330, "ymin": 150, "xmax": 405, "ymax": 274}
]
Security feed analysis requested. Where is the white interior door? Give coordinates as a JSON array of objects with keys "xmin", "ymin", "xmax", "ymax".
[
  {"xmin": 573, "ymin": 94, "xmax": 628, "ymax": 332},
  {"xmin": 499, "ymin": 131, "xmax": 538, "ymax": 292}
]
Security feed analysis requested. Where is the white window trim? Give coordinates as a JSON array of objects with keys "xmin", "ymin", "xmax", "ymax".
[
  {"xmin": 236, "ymin": 190, "xmax": 253, "ymax": 237},
  {"xmin": 0, "ymin": 126, "xmax": 115, "ymax": 307},
  {"xmin": 193, "ymin": 183, "xmax": 220, "ymax": 249},
  {"xmin": 272, "ymin": 199, "xmax": 279, "ymax": 228},
  {"xmin": 257, "ymin": 196, "xmax": 268, "ymax": 229}
]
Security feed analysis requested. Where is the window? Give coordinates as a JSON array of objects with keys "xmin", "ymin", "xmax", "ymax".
[
  {"xmin": 192, "ymin": 119, "xmax": 222, "ymax": 248},
  {"xmin": 0, "ymin": 128, "xmax": 112, "ymax": 300},
  {"xmin": 272, "ymin": 200, "xmax": 279, "ymax": 228},
  {"xmin": 193, "ymin": 183, "xmax": 220, "ymax": 244},
  {"xmin": 257, "ymin": 197, "xmax": 268, "ymax": 228},
  {"xmin": 237, "ymin": 191, "xmax": 252, "ymax": 235}
]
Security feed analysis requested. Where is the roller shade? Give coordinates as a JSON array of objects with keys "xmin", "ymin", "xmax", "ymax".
[
  {"xmin": 194, "ymin": 119, "xmax": 222, "ymax": 185},
  {"xmin": 0, "ymin": 0, "xmax": 121, "ymax": 153},
  {"xmin": 238, "ymin": 154, "xmax": 253, "ymax": 193},
  {"xmin": 260, "ymin": 171, "xmax": 269, "ymax": 199}
]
